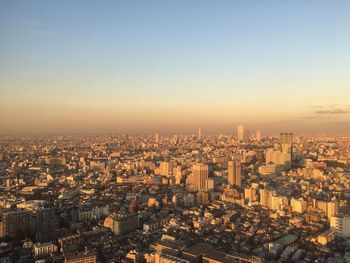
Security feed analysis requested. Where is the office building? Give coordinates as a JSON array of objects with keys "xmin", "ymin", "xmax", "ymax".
[
  {"xmin": 227, "ymin": 160, "xmax": 241, "ymax": 186},
  {"xmin": 192, "ymin": 164, "xmax": 209, "ymax": 190},
  {"xmin": 237, "ymin": 125, "xmax": 245, "ymax": 141},
  {"xmin": 259, "ymin": 188, "xmax": 275, "ymax": 208}
]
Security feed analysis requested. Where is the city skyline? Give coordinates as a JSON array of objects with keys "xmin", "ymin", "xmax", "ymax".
[
  {"xmin": 1, "ymin": 1, "xmax": 350, "ymax": 134},
  {"xmin": 1, "ymin": 2, "xmax": 350, "ymax": 260}
]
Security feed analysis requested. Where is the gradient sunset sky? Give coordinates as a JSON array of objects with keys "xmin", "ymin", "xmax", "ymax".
[{"xmin": 1, "ymin": 1, "xmax": 350, "ymax": 134}]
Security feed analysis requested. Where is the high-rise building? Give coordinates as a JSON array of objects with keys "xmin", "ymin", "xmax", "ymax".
[
  {"xmin": 255, "ymin": 130, "xmax": 262, "ymax": 142},
  {"xmin": 259, "ymin": 188, "xmax": 275, "ymax": 208},
  {"xmin": 237, "ymin": 125, "xmax": 245, "ymax": 141},
  {"xmin": 198, "ymin": 128, "xmax": 202, "ymax": 140},
  {"xmin": 280, "ymin": 132, "xmax": 293, "ymax": 162},
  {"xmin": 0, "ymin": 208, "xmax": 58, "ymax": 240},
  {"xmin": 291, "ymin": 198, "xmax": 307, "ymax": 213},
  {"xmin": 192, "ymin": 164, "xmax": 209, "ymax": 190},
  {"xmin": 197, "ymin": 190, "xmax": 209, "ymax": 206},
  {"xmin": 0, "ymin": 210, "xmax": 32, "ymax": 239},
  {"xmin": 245, "ymin": 129, "xmax": 250, "ymax": 141},
  {"xmin": 160, "ymin": 161, "xmax": 173, "ymax": 176},
  {"xmin": 206, "ymin": 178, "xmax": 214, "ymax": 190},
  {"xmin": 330, "ymin": 215, "xmax": 350, "ymax": 237},
  {"xmin": 327, "ymin": 200, "xmax": 339, "ymax": 219},
  {"xmin": 244, "ymin": 186, "xmax": 258, "ymax": 203},
  {"xmin": 271, "ymin": 194, "xmax": 288, "ymax": 211},
  {"xmin": 173, "ymin": 166, "xmax": 182, "ymax": 184},
  {"xmin": 280, "ymin": 133, "xmax": 293, "ymax": 144},
  {"xmin": 265, "ymin": 149, "xmax": 291, "ymax": 170},
  {"xmin": 314, "ymin": 199, "xmax": 339, "ymax": 219},
  {"xmin": 227, "ymin": 160, "xmax": 241, "ymax": 186},
  {"xmin": 155, "ymin": 133, "xmax": 159, "ymax": 143}
]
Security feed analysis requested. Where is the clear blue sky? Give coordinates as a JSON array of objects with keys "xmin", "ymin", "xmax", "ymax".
[{"xmin": 1, "ymin": 1, "xmax": 350, "ymax": 134}]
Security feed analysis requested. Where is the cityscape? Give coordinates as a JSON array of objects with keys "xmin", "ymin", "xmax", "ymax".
[
  {"xmin": 1, "ymin": 130, "xmax": 350, "ymax": 262},
  {"xmin": 1, "ymin": 1, "xmax": 350, "ymax": 263}
]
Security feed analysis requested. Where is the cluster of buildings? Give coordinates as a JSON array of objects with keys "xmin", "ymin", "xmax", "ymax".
[{"xmin": 0, "ymin": 128, "xmax": 350, "ymax": 262}]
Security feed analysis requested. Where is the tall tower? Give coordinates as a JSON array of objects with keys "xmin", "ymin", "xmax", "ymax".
[
  {"xmin": 237, "ymin": 125, "xmax": 245, "ymax": 141},
  {"xmin": 198, "ymin": 128, "xmax": 202, "ymax": 140},
  {"xmin": 227, "ymin": 160, "xmax": 241, "ymax": 186},
  {"xmin": 155, "ymin": 133, "xmax": 159, "ymax": 143},
  {"xmin": 192, "ymin": 164, "xmax": 208, "ymax": 190},
  {"xmin": 255, "ymin": 130, "xmax": 262, "ymax": 142},
  {"xmin": 280, "ymin": 132, "xmax": 293, "ymax": 164}
]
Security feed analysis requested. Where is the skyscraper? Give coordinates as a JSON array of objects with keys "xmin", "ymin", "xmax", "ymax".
[
  {"xmin": 237, "ymin": 125, "xmax": 245, "ymax": 141},
  {"xmin": 280, "ymin": 132, "xmax": 293, "ymax": 165},
  {"xmin": 255, "ymin": 130, "xmax": 262, "ymax": 142},
  {"xmin": 198, "ymin": 128, "xmax": 202, "ymax": 140},
  {"xmin": 192, "ymin": 164, "xmax": 208, "ymax": 190},
  {"xmin": 227, "ymin": 160, "xmax": 241, "ymax": 186},
  {"xmin": 280, "ymin": 133, "xmax": 293, "ymax": 144}
]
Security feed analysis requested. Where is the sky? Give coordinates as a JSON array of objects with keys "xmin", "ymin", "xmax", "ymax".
[{"xmin": 1, "ymin": 1, "xmax": 350, "ymax": 135}]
